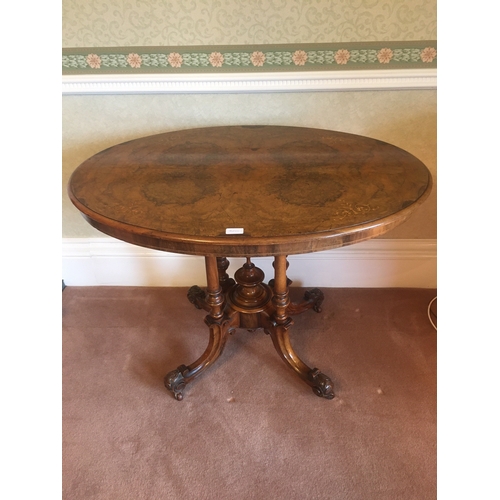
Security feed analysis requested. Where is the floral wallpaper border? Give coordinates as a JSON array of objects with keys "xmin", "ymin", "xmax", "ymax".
[{"xmin": 63, "ymin": 41, "xmax": 436, "ymax": 74}]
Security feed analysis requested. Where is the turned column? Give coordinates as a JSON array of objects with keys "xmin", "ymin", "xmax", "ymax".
[
  {"xmin": 272, "ymin": 255, "xmax": 292, "ymax": 326},
  {"xmin": 216, "ymin": 257, "xmax": 235, "ymax": 292},
  {"xmin": 205, "ymin": 255, "xmax": 225, "ymax": 321}
]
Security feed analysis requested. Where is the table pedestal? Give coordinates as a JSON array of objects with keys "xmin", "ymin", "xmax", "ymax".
[{"xmin": 164, "ymin": 255, "xmax": 334, "ymax": 401}]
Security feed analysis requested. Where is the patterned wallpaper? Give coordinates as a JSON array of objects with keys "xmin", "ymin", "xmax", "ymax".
[
  {"xmin": 63, "ymin": 1, "xmax": 437, "ymax": 241},
  {"xmin": 63, "ymin": 0, "xmax": 437, "ymax": 47}
]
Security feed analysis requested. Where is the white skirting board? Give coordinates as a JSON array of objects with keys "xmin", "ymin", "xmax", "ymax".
[{"xmin": 62, "ymin": 238, "xmax": 436, "ymax": 288}]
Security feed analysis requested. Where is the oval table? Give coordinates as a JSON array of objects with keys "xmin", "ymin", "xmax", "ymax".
[{"xmin": 68, "ymin": 125, "xmax": 432, "ymax": 400}]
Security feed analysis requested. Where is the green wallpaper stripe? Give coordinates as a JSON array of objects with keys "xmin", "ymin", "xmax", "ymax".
[{"xmin": 63, "ymin": 41, "xmax": 436, "ymax": 74}]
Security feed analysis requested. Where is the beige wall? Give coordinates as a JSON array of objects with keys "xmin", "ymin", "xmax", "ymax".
[{"xmin": 63, "ymin": 0, "xmax": 436, "ymax": 241}]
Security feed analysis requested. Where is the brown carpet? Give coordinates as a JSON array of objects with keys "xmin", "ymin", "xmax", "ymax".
[{"xmin": 62, "ymin": 286, "xmax": 436, "ymax": 500}]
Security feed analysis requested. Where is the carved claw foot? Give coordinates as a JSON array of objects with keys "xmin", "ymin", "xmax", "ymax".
[
  {"xmin": 304, "ymin": 288, "xmax": 324, "ymax": 313},
  {"xmin": 308, "ymin": 368, "xmax": 334, "ymax": 399},
  {"xmin": 164, "ymin": 365, "xmax": 188, "ymax": 401},
  {"xmin": 286, "ymin": 288, "xmax": 325, "ymax": 315},
  {"xmin": 187, "ymin": 285, "xmax": 208, "ymax": 311}
]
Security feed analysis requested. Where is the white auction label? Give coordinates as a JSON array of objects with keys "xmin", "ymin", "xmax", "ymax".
[{"xmin": 225, "ymin": 228, "xmax": 244, "ymax": 234}]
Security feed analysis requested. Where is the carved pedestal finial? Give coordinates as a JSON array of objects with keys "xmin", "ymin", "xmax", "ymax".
[{"xmin": 226, "ymin": 258, "xmax": 272, "ymax": 313}]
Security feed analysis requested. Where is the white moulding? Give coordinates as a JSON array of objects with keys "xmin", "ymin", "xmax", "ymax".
[{"xmin": 62, "ymin": 68, "xmax": 436, "ymax": 95}]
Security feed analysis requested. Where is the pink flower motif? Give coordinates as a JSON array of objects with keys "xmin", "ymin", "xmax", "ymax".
[
  {"xmin": 377, "ymin": 48, "xmax": 393, "ymax": 64},
  {"xmin": 251, "ymin": 51, "xmax": 266, "ymax": 67},
  {"xmin": 168, "ymin": 52, "xmax": 183, "ymax": 68},
  {"xmin": 127, "ymin": 53, "xmax": 142, "ymax": 68},
  {"xmin": 420, "ymin": 47, "xmax": 437, "ymax": 63},
  {"xmin": 209, "ymin": 52, "xmax": 224, "ymax": 68},
  {"xmin": 292, "ymin": 50, "xmax": 308, "ymax": 66},
  {"xmin": 334, "ymin": 49, "xmax": 350, "ymax": 65},
  {"xmin": 86, "ymin": 54, "xmax": 101, "ymax": 69}
]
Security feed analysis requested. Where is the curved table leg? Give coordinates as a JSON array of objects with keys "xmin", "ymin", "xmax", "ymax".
[
  {"xmin": 164, "ymin": 318, "xmax": 233, "ymax": 400},
  {"xmin": 264, "ymin": 320, "xmax": 334, "ymax": 399},
  {"xmin": 266, "ymin": 255, "xmax": 334, "ymax": 399},
  {"xmin": 165, "ymin": 255, "xmax": 235, "ymax": 400}
]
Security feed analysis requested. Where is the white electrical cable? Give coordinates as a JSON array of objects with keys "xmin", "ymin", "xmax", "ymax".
[{"xmin": 427, "ymin": 296, "xmax": 437, "ymax": 330}]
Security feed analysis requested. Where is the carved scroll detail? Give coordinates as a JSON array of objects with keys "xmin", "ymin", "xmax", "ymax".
[
  {"xmin": 287, "ymin": 288, "xmax": 325, "ymax": 315},
  {"xmin": 187, "ymin": 285, "xmax": 210, "ymax": 311},
  {"xmin": 164, "ymin": 365, "xmax": 188, "ymax": 401},
  {"xmin": 308, "ymin": 368, "xmax": 335, "ymax": 399}
]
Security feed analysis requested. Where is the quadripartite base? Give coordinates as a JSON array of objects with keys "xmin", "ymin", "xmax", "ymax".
[{"xmin": 164, "ymin": 256, "xmax": 334, "ymax": 401}]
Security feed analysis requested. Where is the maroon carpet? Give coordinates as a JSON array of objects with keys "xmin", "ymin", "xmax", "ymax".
[{"xmin": 62, "ymin": 286, "xmax": 436, "ymax": 499}]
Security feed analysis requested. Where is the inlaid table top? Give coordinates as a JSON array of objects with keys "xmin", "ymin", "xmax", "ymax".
[{"xmin": 68, "ymin": 125, "xmax": 432, "ymax": 257}]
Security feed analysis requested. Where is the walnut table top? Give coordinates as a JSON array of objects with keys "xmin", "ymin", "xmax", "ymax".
[{"xmin": 68, "ymin": 125, "xmax": 431, "ymax": 257}]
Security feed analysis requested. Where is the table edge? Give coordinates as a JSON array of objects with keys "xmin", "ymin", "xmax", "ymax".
[{"xmin": 68, "ymin": 172, "xmax": 432, "ymax": 257}]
